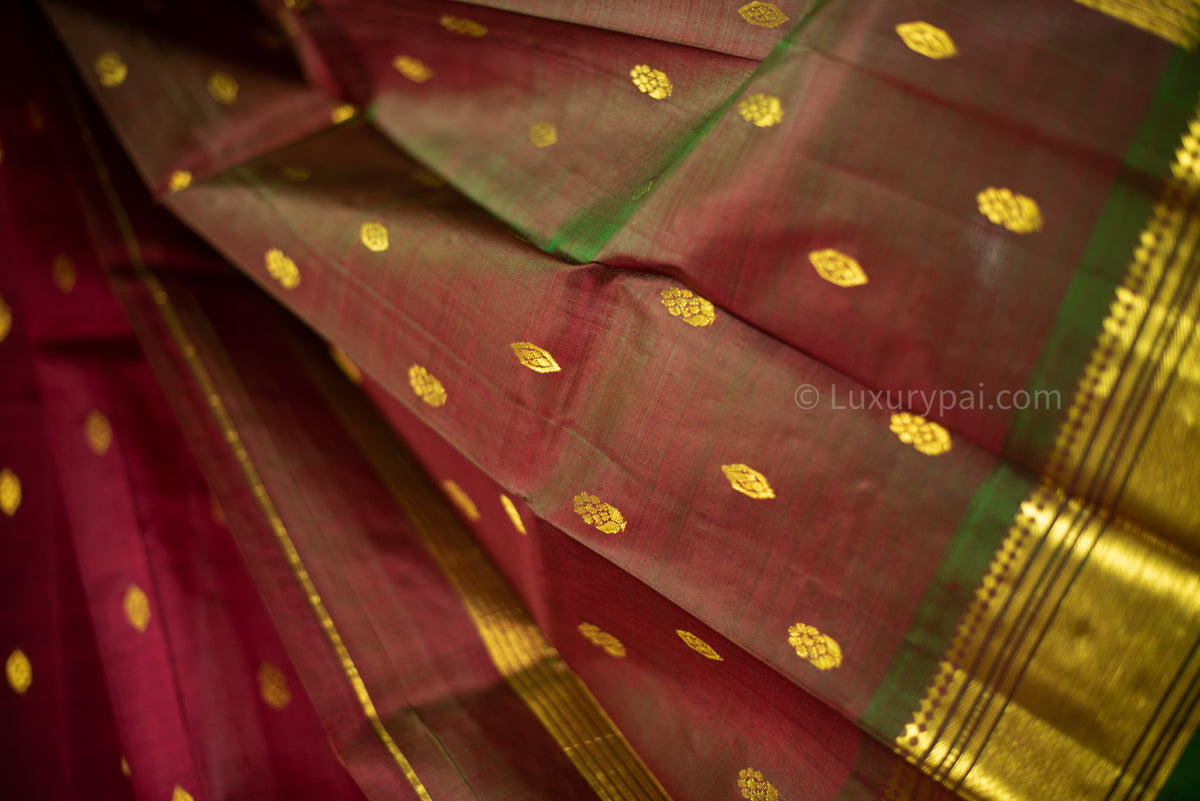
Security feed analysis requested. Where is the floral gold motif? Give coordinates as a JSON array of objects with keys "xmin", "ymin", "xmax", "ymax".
[
  {"xmin": 330, "ymin": 345, "xmax": 363, "ymax": 385},
  {"xmin": 94, "ymin": 51, "xmax": 128, "ymax": 87},
  {"xmin": 630, "ymin": 65, "xmax": 673, "ymax": 100},
  {"xmin": 52, "ymin": 254, "xmax": 76, "ymax": 292},
  {"xmin": 440, "ymin": 15, "xmax": 487, "ymax": 37},
  {"xmin": 408, "ymin": 365, "xmax": 447, "ymax": 407},
  {"xmin": 172, "ymin": 787, "xmax": 194, "ymax": 801},
  {"xmin": 124, "ymin": 584, "xmax": 151, "ymax": 633},
  {"xmin": 660, "ymin": 288, "xmax": 716, "ymax": 327},
  {"xmin": 738, "ymin": 94, "xmax": 784, "ymax": 127},
  {"xmin": 573, "ymin": 492, "xmax": 627, "ymax": 534},
  {"xmin": 442, "ymin": 480, "xmax": 480, "ymax": 521},
  {"xmin": 895, "ymin": 22, "xmax": 958, "ymax": 59},
  {"xmin": 529, "ymin": 122, "xmax": 557, "ymax": 148},
  {"xmin": 85, "ymin": 410, "xmax": 113, "ymax": 456},
  {"xmin": 6, "ymin": 649, "xmax": 30, "ymax": 695},
  {"xmin": 500, "ymin": 494, "xmax": 527, "ymax": 534},
  {"xmin": 394, "ymin": 56, "xmax": 433, "ymax": 83},
  {"xmin": 889, "ymin": 412, "xmax": 952, "ymax": 455},
  {"xmin": 809, "ymin": 249, "xmax": 868, "ymax": 287},
  {"xmin": 738, "ymin": 767, "xmax": 779, "ymax": 801},
  {"xmin": 168, "ymin": 170, "xmax": 192, "ymax": 193},
  {"xmin": 330, "ymin": 104, "xmax": 357, "ymax": 123},
  {"xmin": 738, "ymin": 2, "xmax": 789, "ymax": 28},
  {"xmin": 264, "ymin": 248, "xmax": 300, "ymax": 289},
  {"xmin": 787, "ymin": 622, "xmax": 842, "ymax": 670},
  {"xmin": 257, "ymin": 662, "xmax": 291, "ymax": 710},
  {"xmin": 511, "ymin": 341, "xmax": 562, "ymax": 373},
  {"xmin": 0, "ymin": 295, "xmax": 10, "ymax": 343},
  {"xmin": 676, "ymin": 630, "xmax": 723, "ymax": 660},
  {"xmin": 0, "ymin": 469, "xmax": 20, "ymax": 517},
  {"xmin": 977, "ymin": 187, "xmax": 1042, "ymax": 234},
  {"xmin": 206, "ymin": 71, "xmax": 239, "ymax": 105},
  {"xmin": 721, "ymin": 464, "xmax": 776, "ymax": 499},
  {"xmin": 360, "ymin": 222, "xmax": 389, "ymax": 252},
  {"xmin": 578, "ymin": 623, "xmax": 627, "ymax": 657}
]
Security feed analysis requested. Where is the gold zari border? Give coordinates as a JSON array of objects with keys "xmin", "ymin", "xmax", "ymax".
[
  {"xmin": 1073, "ymin": 0, "xmax": 1200, "ymax": 49},
  {"xmin": 895, "ymin": 103, "xmax": 1200, "ymax": 800}
]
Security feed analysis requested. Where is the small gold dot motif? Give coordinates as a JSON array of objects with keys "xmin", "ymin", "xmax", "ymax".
[
  {"xmin": 738, "ymin": 94, "xmax": 783, "ymax": 127},
  {"xmin": 676, "ymin": 630, "xmax": 723, "ymax": 660},
  {"xmin": 529, "ymin": 122, "xmax": 557, "ymax": 148},
  {"xmin": 6, "ymin": 649, "xmax": 31, "ymax": 695},
  {"xmin": 500, "ymin": 495, "xmax": 526, "ymax": 534},
  {"xmin": 889, "ymin": 412, "xmax": 952, "ymax": 455},
  {"xmin": 206, "ymin": 71, "xmax": 238, "ymax": 104},
  {"xmin": 257, "ymin": 662, "xmax": 291, "ymax": 710},
  {"xmin": 442, "ymin": 480, "xmax": 480, "ymax": 521},
  {"xmin": 123, "ymin": 584, "xmax": 151, "ymax": 632},
  {"xmin": 172, "ymin": 786, "xmax": 194, "ymax": 801},
  {"xmin": 738, "ymin": 2, "xmax": 789, "ymax": 28},
  {"xmin": 0, "ymin": 295, "xmax": 10, "ymax": 342},
  {"xmin": 168, "ymin": 170, "xmax": 192, "ymax": 193},
  {"xmin": 360, "ymin": 222, "xmax": 389, "ymax": 252},
  {"xmin": 440, "ymin": 15, "xmax": 487, "ymax": 37},
  {"xmin": 85, "ymin": 410, "xmax": 113, "ymax": 456},
  {"xmin": 120, "ymin": 756, "xmax": 130, "ymax": 777},
  {"xmin": 511, "ymin": 341, "xmax": 561, "ymax": 373},
  {"xmin": 52, "ymin": 254, "xmax": 77, "ymax": 293},
  {"xmin": 660, "ymin": 288, "xmax": 716, "ymax": 327},
  {"xmin": 264, "ymin": 248, "xmax": 300, "ymax": 289},
  {"xmin": 281, "ymin": 165, "xmax": 311, "ymax": 182},
  {"xmin": 895, "ymin": 22, "xmax": 957, "ymax": 59},
  {"xmin": 721, "ymin": 464, "xmax": 775, "ymax": 499},
  {"xmin": 95, "ymin": 51, "xmax": 128, "ymax": 87},
  {"xmin": 572, "ymin": 493, "xmax": 626, "ymax": 534},
  {"xmin": 977, "ymin": 187, "xmax": 1042, "ymax": 234},
  {"xmin": 408, "ymin": 365, "xmax": 447, "ymax": 407},
  {"xmin": 578, "ymin": 623, "xmax": 626, "ymax": 657},
  {"xmin": 329, "ymin": 345, "xmax": 363, "ymax": 385},
  {"xmin": 809, "ymin": 249, "xmax": 868, "ymax": 287},
  {"xmin": 0, "ymin": 469, "xmax": 20, "ymax": 517},
  {"xmin": 630, "ymin": 65, "xmax": 673, "ymax": 100},
  {"xmin": 394, "ymin": 56, "xmax": 433, "ymax": 83},
  {"xmin": 738, "ymin": 767, "xmax": 780, "ymax": 801},
  {"xmin": 787, "ymin": 623, "xmax": 842, "ymax": 670}
]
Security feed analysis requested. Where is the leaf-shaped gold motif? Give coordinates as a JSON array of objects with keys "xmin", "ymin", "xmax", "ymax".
[
  {"xmin": 500, "ymin": 494, "xmax": 527, "ymax": 535},
  {"xmin": 977, "ymin": 187, "xmax": 1042, "ymax": 234},
  {"xmin": 529, "ymin": 122, "xmax": 557, "ymax": 148},
  {"xmin": 95, "ymin": 51, "xmax": 128, "ymax": 87},
  {"xmin": 330, "ymin": 345, "xmax": 363, "ymax": 385},
  {"xmin": 630, "ymin": 65, "xmax": 672, "ymax": 100},
  {"xmin": 889, "ymin": 412, "xmax": 952, "ymax": 455},
  {"xmin": 123, "ymin": 584, "xmax": 151, "ymax": 633},
  {"xmin": 738, "ymin": 767, "xmax": 780, "ymax": 801},
  {"xmin": 360, "ymin": 222, "xmax": 389, "ymax": 252},
  {"xmin": 738, "ymin": 2, "xmax": 789, "ymax": 28},
  {"xmin": 578, "ymin": 623, "xmax": 627, "ymax": 658},
  {"xmin": 721, "ymin": 464, "xmax": 775, "ymax": 499},
  {"xmin": 168, "ymin": 170, "xmax": 192, "ymax": 193},
  {"xmin": 572, "ymin": 492, "xmax": 627, "ymax": 533},
  {"xmin": 895, "ymin": 22, "xmax": 958, "ymax": 59},
  {"xmin": 85, "ymin": 410, "xmax": 113, "ymax": 455},
  {"xmin": 676, "ymin": 630, "xmax": 723, "ymax": 661},
  {"xmin": 408, "ymin": 365, "xmax": 447, "ymax": 407},
  {"xmin": 440, "ymin": 15, "xmax": 488, "ymax": 37},
  {"xmin": 659, "ymin": 288, "xmax": 716, "ymax": 327},
  {"xmin": 738, "ymin": 94, "xmax": 784, "ymax": 128},
  {"xmin": 0, "ymin": 295, "xmax": 11, "ymax": 343},
  {"xmin": 172, "ymin": 786, "xmax": 195, "ymax": 801},
  {"xmin": 0, "ymin": 469, "xmax": 21, "ymax": 517},
  {"xmin": 809, "ymin": 249, "xmax": 868, "ymax": 287},
  {"xmin": 787, "ymin": 622, "xmax": 842, "ymax": 670},
  {"xmin": 257, "ymin": 662, "xmax": 291, "ymax": 710},
  {"xmin": 394, "ymin": 55, "xmax": 433, "ymax": 83},
  {"xmin": 52, "ymin": 254, "xmax": 76, "ymax": 293},
  {"xmin": 6, "ymin": 649, "xmax": 31, "ymax": 695},
  {"xmin": 206, "ymin": 71, "xmax": 238, "ymax": 104},
  {"xmin": 442, "ymin": 480, "xmax": 480, "ymax": 521},
  {"xmin": 511, "ymin": 341, "xmax": 562, "ymax": 373},
  {"xmin": 264, "ymin": 248, "xmax": 300, "ymax": 289}
]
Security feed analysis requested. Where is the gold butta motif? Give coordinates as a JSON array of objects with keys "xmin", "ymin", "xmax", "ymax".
[
  {"xmin": 738, "ymin": 94, "xmax": 784, "ymax": 127},
  {"xmin": 895, "ymin": 22, "xmax": 958, "ymax": 59},
  {"xmin": 257, "ymin": 662, "xmax": 291, "ymax": 710},
  {"xmin": 809, "ymin": 249, "xmax": 869, "ymax": 287},
  {"xmin": 394, "ymin": 55, "xmax": 433, "ymax": 83},
  {"xmin": 85, "ymin": 410, "xmax": 113, "ymax": 455},
  {"xmin": 206, "ymin": 71, "xmax": 239, "ymax": 104},
  {"xmin": 264, "ymin": 248, "xmax": 300, "ymax": 289},
  {"xmin": 408, "ymin": 365, "xmax": 447, "ymax": 407},
  {"xmin": 330, "ymin": 103, "xmax": 357, "ymax": 123},
  {"xmin": 6, "ymin": 648, "xmax": 31, "ymax": 695},
  {"xmin": 172, "ymin": 787, "xmax": 194, "ymax": 801},
  {"xmin": 442, "ymin": 480, "xmax": 480, "ymax": 521},
  {"xmin": 787, "ymin": 622, "xmax": 842, "ymax": 669},
  {"xmin": 440, "ymin": 15, "xmax": 488, "ymax": 37},
  {"xmin": 360, "ymin": 221, "xmax": 389, "ymax": 252},
  {"xmin": 529, "ymin": 122, "xmax": 557, "ymax": 148},
  {"xmin": 660, "ymin": 287, "xmax": 716, "ymax": 327},
  {"xmin": 721, "ymin": 464, "xmax": 776, "ymax": 499},
  {"xmin": 168, "ymin": 170, "xmax": 192, "ymax": 193},
  {"xmin": 630, "ymin": 65, "xmax": 673, "ymax": 99},
  {"xmin": 511, "ymin": 341, "xmax": 561, "ymax": 373},
  {"xmin": 578, "ymin": 623, "xmax": 627, "ymax": 657},
  {"xmin": 738, "ymin": 2, "xmax": 789, "ymax": 28},
  {"xmin": 676, "ymin": 630, "xmax": 723, "ymax": 660},
  {"xmin": 124, "ymin": 584, "xmax": 151, "ymax": 632},
  {"xmin": 977, "ymin": 187, "xmax": 1042, "ymax": 233},
  {"xmin": 500, "ymin": 494, "xmax": 527, "ymax": 534},
  {"xmin": 95, "ymin": 51, "xmax": 128, "ymax": 87},
  {"xmin": 573, "ymin": 492, "xmax": 627, "ymax": 533},
  {"xmin": 0, "ymin": 469, "xmax": 21, "ymax": 517},
  {"xmin": 889, "ymin": 412, "xmax": 952, "ymax": 455},
  {"xmin": 738, "ymin": 767, "xmax": 779, "ymax": 801}
]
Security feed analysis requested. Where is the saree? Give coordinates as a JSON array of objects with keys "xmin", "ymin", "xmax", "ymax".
[{"xmin": 1, "ymin": 0, "xmax": 1199, "ymax": 799}]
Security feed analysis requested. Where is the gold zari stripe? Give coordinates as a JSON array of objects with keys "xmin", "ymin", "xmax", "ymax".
[{"xmin": 1073, "ymin": 0, "xmax": 1200, "ymax": 49}]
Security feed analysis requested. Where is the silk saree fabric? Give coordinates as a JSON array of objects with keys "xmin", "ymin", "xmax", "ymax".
[{"xmin": 2, "ymin": 0, "xmax": 1200, "ymax": 800}]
